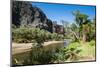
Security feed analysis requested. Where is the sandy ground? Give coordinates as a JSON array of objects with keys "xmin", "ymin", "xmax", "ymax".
[
  {"xmin": 12, "ymin": 41, "xmax": 64, "ymax": 55},
  {"xmin": 12, "ymin": 43, "xmax": 33, "ymax": 55}
]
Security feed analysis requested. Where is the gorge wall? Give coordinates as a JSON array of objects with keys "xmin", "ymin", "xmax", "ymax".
[{"xmin": 12, "ymin": 1, "xmax": 64, "ymax": 34}]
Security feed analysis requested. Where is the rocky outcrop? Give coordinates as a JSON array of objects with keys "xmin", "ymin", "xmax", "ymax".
[
  {"xmin": 12, "ymin": 1, "xmax": 64, "ymax": 34},
  {"xmin": 12, "ymin": 1, "xmax": 53, "ymax": 32}
]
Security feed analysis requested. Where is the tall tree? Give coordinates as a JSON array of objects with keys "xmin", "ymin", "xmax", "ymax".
[{"xmin": 72, "ymin": 10, "xmax": 91, "ymax": 42}]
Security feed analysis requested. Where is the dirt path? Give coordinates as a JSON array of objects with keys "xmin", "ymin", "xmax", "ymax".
[{"xmin": 12, "ymin": 41, "xmax": 64, "ymax": 55}]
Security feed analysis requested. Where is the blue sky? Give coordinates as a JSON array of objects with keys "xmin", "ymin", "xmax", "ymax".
[{"xmin": 31, "ymin": 2, "xmax": 96, "ymax": 25}]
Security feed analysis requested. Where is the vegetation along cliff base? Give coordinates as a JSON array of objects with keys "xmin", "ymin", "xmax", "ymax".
[{"xmin": 12, "ymin": 1, "xmax": 96, "ymax": 66}]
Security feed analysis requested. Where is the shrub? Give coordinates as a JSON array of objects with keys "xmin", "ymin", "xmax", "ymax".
[
  {"xmin": 52, "ymin": 42, "xmax": 82, "ymax": 63},
  {"xmin": 30, "ymin": 47, "xmax": 55, "ymax": 64},
  {"xmin": 66, "ymin": 42, "xmax": 81, "ymax": 50},
  {"xmin": 58, "ymin": 42, "xmax": 81, "ymax": 61},
  {"xmin": 52, "ymin": 48, "xmax": 67, "ymax": 63},
  {"xmin": 12, "ymin": 27, "xmax": 36, "ymax": 43},
  {"xmin": 51, "ymin": 33, "xmax": 64, "ymax": 41},
  {"xmin": 12, "ymin": 27, "xmax": 64, "ymax": 43},
  {"xmin": 89, "ymin": 40, "xmax": 95, "ymax": 46}
]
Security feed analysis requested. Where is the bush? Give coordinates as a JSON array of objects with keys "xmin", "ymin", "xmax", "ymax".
[
  {"xmin": 52, "ymin": 42, "xmax": 82, "ymax": 63},
  {"xmin": 51, "ymin": 33, "xmax": 64, "ymax": 41},
  {"xmin": 30, "ymin": 47, "xmax": 55, "ymax": 64},
  {"xmin": 12, "ymin": 27, "xmax": 37, "ymax": 43},
  {"xmin": 66, "ymin": 42, "xmax": 81, "ymax": 50},
  {"xmin": 61, "ymin": 42, "xmax": 82, "ymax": 61},
  {"xmin": 12, "ymin": 27, "xmax": 64, "ymax": 43},
  {"xmin": 89, "ymin": 40, "xmax": 95, "ymax": 46}
]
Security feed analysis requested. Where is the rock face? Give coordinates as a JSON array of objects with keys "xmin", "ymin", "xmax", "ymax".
[
  {"xmin": 12, "ymin": 1, "xmax": 64, "ymax": 34},
  {"xmin": 12, "ymin": 1, "xmax": 53, "ymax": 32}
]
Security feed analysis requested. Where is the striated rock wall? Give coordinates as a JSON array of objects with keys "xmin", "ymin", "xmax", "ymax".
[{"xmin": 12, "ymin": 1, "xmax": 64, "ymax": 34}]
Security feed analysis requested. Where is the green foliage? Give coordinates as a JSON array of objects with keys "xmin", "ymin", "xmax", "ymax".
[
  {"xmin": 13, "ymin": 40, "xmax": 96, "ymax": 65},
  {"xmin": 52, "ymin": 48, "xmax": 66, "ymax": 63},
  {"xmin": 30, "ymin": 47, "xmax": 55, "ymax": 64},
  {"xmin": 12, "ymin": 51, "xmax": 32, "ymax": 65},
  {"xmin": 52, "ymin": 42, "xmax": 82, "ymax": 62},
  {"xmin": 12, "ymin": 40, "xmax": 95, "ymax": 65},
  {"xmin": 64, "ymin": 42, "xmax": 82, "ymax": 61},
  {"xmin": 72, "ymin": 10, "xmax": 89, "ymax": 26},
  {"xmin": 72, "ymin": 10, "xmax": 96, "ymax": 42},
  {"xmin": 67, "ymin": 42, "xmax": 80, "ymax": 49},
  {"xmin": 88, "ymin": 21, "xmax": 96, "ymax": 41},
  {"xmin": 12, "ymin": 27, "xmax": 36, "ymax": 43},
  {"xmin": 12, "ymin": 27, "xmax": 64, "ymax": 43},
  {"xmin": 70, "ymin": 23, "xmax": 78, "ymax": 31},
  {"xmin": 89, "ymin": 40, "xmax": 95, "ymax": 46},
  {"xmin": 78, "ymin": 41, "xmax": 95, "ymax": 58},
  {"xmin": 51, "ymin": 33, "xmax": 64, "ymax": 41}
]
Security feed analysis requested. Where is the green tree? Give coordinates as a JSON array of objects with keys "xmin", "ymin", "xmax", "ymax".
[
  {"xmin": 88, "ymin": 17, "xmax": 96, "ymax": 40},
  {"xmin": 70, "ymin": 23, "xmax": 79, "ymax": 41},
  {"xmin": 72, "ymin": 10, "xmax": 91, "ymax": 42}
]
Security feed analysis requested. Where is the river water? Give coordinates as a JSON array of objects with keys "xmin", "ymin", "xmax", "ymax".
[{"xmin": 12, "ymin": 39, "xmax": 71, "ymax": 65}]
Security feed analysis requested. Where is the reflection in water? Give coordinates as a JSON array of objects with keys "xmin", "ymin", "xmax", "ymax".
[
  {"xmin": 63, "ymin": 39, "xmax": 71, "ymax": 47},
  {"xmin": 13, "ymin": 40, "xmax": 71, "ymax": 65}
]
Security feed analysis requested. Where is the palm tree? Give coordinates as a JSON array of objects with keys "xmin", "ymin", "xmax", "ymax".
[{"xmin": 72, "ymin": 10, "xmax": 91, "ymax": 42}]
